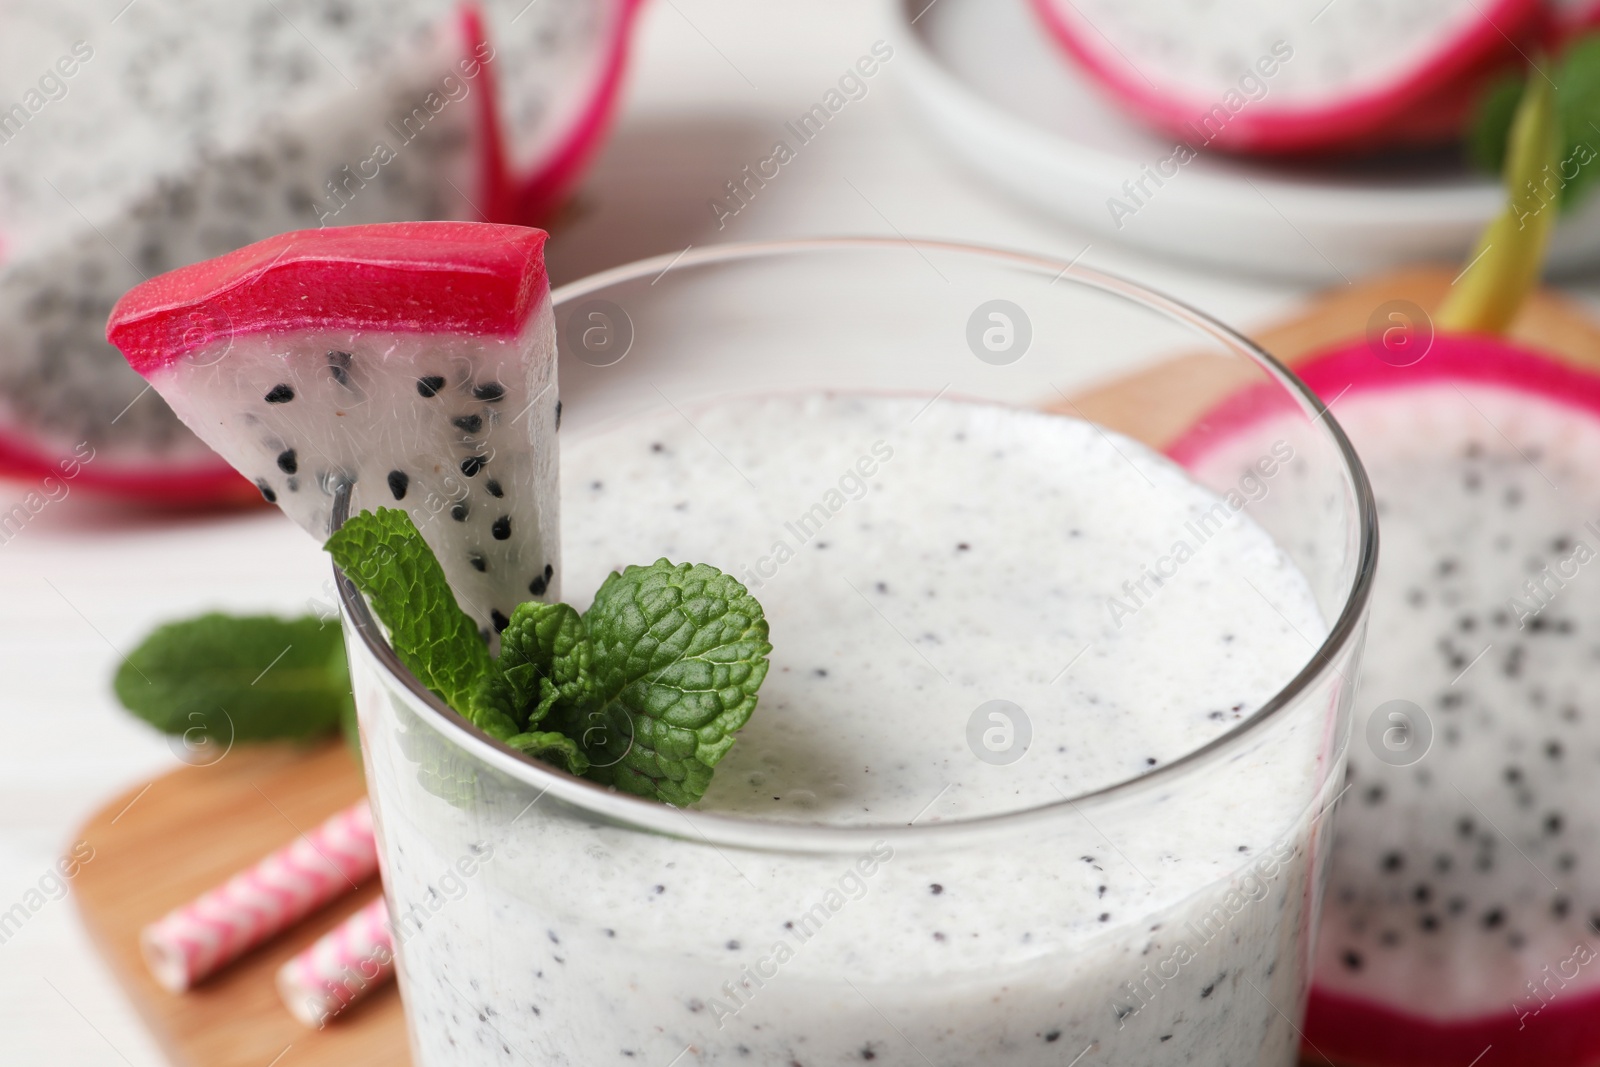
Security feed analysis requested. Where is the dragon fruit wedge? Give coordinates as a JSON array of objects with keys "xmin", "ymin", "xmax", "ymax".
[
  {"xmin": 1175, "ymin": 336, "xmax": 1600, "ymax": 1065},
  {"xmin": 0, "ymin": 0, "xmax": 637, "ymax": 505},
  {"xmin": 107, "ymin": 221, "xmax": 559, "ymax": 636},
  {"xmin": 1029, "ymin": 0, "xmax": 1543, "ymax": 155}
]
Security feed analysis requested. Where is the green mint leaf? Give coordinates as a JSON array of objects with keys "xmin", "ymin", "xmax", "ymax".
[
  {"xmin": 1468, "ymin": 73, "xmax": 1521, "ymax": 176},
  {"xmin": 325, "ymin": 507, "xmax": 490, "ymax": 713},
  {"xmin": 506, "ymin": 730, "xmax": 591, "ymax": 776},
  {"xmin": 480, "ymin": 601, "xmax": 591, "ymax": 731},
  {"xmin": 577, "ymin": 560, "xmax": 770, "ymax": 806},
  {"xmin": 1554, "ymin": 35, "xmax": 1600, "ymax": 211},
  {"xmin": 113, "ymin": 614, "xmax": 346, "ymax": 743}
]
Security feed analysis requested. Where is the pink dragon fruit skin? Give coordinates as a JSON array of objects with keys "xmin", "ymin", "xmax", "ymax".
[
  {"xmin": 107, "ymin": 221, "xmax": 560, "ymax": 634},
  {"xmin": 0, "ymin": 0, "xmax": 638, "ymax": 506},
  {"xmin": 1029, "ymin": 0, "xmax": 1543, "ymax": 156},
  {"xmin": 1174, "ymin": 336, "xmax": 1600, "ymax": 1066}
]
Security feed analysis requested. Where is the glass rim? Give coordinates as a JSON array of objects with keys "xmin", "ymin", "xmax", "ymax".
[{"xmin": 335, "ymin": 235, "xmax": 1378, "ymax": 854}]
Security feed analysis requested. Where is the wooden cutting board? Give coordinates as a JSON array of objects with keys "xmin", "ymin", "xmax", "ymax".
[
  {"xmin": 69, "ymin": 267, "xmax": 1600, "ymax": 1067},
  {"xmin": 1072, "ymin": 265, "xmax": 1600, "ymax": 445},
  {"xmin": 72, "ymin": 741, "xmax": 409, "ymax": 1067}
]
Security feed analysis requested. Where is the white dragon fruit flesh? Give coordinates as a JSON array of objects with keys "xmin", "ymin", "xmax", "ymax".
[
  {"xmin": 107, "ymin": 221, "xmax": 559, "ymax": 636},
  {"xmin": 1029, "ymin": 0, "xmax": 1543, "ymax": 155},
  {"xmin": 0, "ymin": 0, "xmax": 636, "ymax": 504},
  {"xmin": 1177, "ymin": 337, "xmax": 1600, "ymax": 1065}
]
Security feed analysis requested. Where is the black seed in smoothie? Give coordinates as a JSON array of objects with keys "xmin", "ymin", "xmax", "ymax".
[
  {"xmin": 1044, "ymin": 1030, "xmax": 1061, "ymax": 1043},
  {"xmin": 555, "ymin": 399, "xmax": 562, "ymax": 429},
  {"xmin": 529, "ymin": 574, "xmax": 547, "ymax": 597},
  {"xmin": 387, "ymin": 470, "xmax": 409, "ymax": 499},
  {"xmin": 417, "ymin": 375, "xmax": 445, "ymax": 398},
  {"xmin": 1342, "ymin": 950, "xmax": 1363, "ymax": 971},
  {"xmin": 1381, "ymin": 852, "xmax": 1403, "ymax": 873},
  {"xmin": 474, "ymin": 382, "xmax": 505, "ymax": 401},
  {"xmin": 485, "ymin": 479, "xmax": 504, "ymax": 498},
  {"xmin": 461, "ymin": 455, "xmax": 486, "ymax": 477},
  {"xmin": 256, "ymin": 479, "xmax": 276, "ymax": 503},
  {"xmin": 1421, "ymin": 914, "xmax": 1440, "ymax": 932},
  {"xmin": 453, "ymin": 414, "xmax": 484, "ymax": 434},
  {"xmin": 930, "ymin": 884, "xmax": 943, "ymax": 895},
  {"xmin": 726, "ymin": 940, "xmax": 740, "ymax": 950},
  {"xmin": 470, "ymin": 554, "xmax": 486, "ymax": 573},
  {"xmin": 1546, "ymin": 812, "xmax": 1564, "ymax": 835},
  {"xmin": 452, "ymin": 503, "xmax": 469, "ymax": 522},
  {"xmin": 491, "ymin": 610, "xmax": 510, "ymax": 632},
  {"xmin": 276, "ymin": 448, "xmax": 297, "ymax": 474},
  {"xmin": 264, "ymin": 383, "xmax": 294, "ymax": 403},
  {"xmin": 492, "ymin": 516, "xmax": 511, "ymax": 540},
  {"xmin": 1483, "ymin": 908, "xmax": 1506, "ymax": 929}
]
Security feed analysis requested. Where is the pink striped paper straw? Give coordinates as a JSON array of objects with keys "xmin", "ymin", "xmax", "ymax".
[
  {"xmin": 140, "ymin": 798, "xmax": 378, "ymax": 992},
  {"xmin": 277, "ymin": 896, "xmax": 395, "ymax": 1027}
]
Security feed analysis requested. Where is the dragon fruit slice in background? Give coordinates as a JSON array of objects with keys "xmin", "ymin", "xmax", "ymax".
[
  {"xmin": 1551, "ymin": 0, "xmax": 1600, "ymax": 38},
  {"xmin": 1173, "ymin": 337, "xmax": 1600, "ymax": 1066},
  {"xmin": 0, "ymin": 0, "xmax": 639, "ymax": 506},
  {"xmin": 106, "ymin": 221, "xmax": 560, "ymax": 636},
  {"xmin": 1028, "ymin": 0, "xmax": 1543, "ymax": 155}
]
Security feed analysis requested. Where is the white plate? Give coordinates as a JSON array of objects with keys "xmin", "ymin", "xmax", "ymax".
[{"xmin": 891, "ymin": 0, "xmax": 1600, "ymax": 282}]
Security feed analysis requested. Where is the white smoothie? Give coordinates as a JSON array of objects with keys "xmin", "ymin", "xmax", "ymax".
[{"xmin": 356, "ymin": 393, "xmax": 1342, "ymax": 1065}]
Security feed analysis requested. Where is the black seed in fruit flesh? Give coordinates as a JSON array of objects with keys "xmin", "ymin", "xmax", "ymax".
[
  {"xmin": 491, "ymin": 609, "xmax": 510, "ymax": 632},
  {"xmin": 461, "ymin": 455, "xmax": 486, "ymax": 477},
  {"xmin": 470, "ymin": 554, "xmax": 486, "ymax": 573},
  {"xmin": 473, "ymin": 382, "xmax": 505, "ymax": 401},
  {"xmin": 451, "ymin": 503, "xmax": 469, "ymax": 522},
  {"xmin": 328, "ymin": 350, "xmax": 353, "ymax": 386},
  {"xmin": 256, "ymin": 479, "xmax": 276, "ymax": 503},
  {"xmin": 453, "ymin": 414, "xmax": 483, "ymax": 434},
  {"xmin": 529, "ymin": 574, "xmax": 547, "ymax": 596},
  {"xmin": 417, "ymin": 375, "xmax": 445, "ymax": 398},
  {"xmin": 264, "ymin": 384, "xmax": 295, "ymax": 403},
  {"xmin": 485, "ymin": 479, "xmax": 503, "ymax": 498},
  {"xmin": 277, "ymin": 449, "xmax": 297, "ymax": 474},
  {"xmin": 492, "ymin": 516, "xmax": 511, "ymax": 540},
  {"xmin": 387, "ymin": 471, "xmax": 409, "ymax": 500}
]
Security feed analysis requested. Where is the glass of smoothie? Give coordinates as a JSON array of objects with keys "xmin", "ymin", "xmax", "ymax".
[{"xmin": 337, "ymin": 238, "xmax": 1376, "ymax": 1065}]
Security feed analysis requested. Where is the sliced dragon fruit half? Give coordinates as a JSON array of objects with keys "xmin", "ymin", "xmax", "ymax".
[
  {"xmin": 0, "ymin": 0, "xmax": 638, "ymax": 506},
  {"xmin": 1174, "ymin": 337, "xmax": 1600, "ymax": 1065},
  {"xmin": 1029, "ymin": 0, "xmax": 1543, "ymax": 155},
  {"xmin": 107, "ymin": 221, "xmax": 560, "ymax": 635}
]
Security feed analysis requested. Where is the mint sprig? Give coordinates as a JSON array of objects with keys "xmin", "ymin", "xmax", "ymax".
[
  {"xmin": 114, "ymin": 614, "xmax": 349, "ymax": 743},
  {"xmin": 325, "ymin": 507, "xmax": 491, "ymax": 714},
  {"xmin": 327, "ymin": 510, "xmax": 770, "ymax": 806},
  {"xmin": 576, "ymin": 562, "xmax": 771, "ymax": 806}
]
